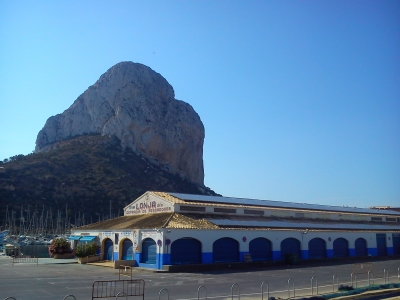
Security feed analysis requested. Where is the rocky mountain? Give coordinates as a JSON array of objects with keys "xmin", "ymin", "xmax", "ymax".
[
  {"xmin": 0, "ymin": 135, "xmax": 218, "ymax": 230},
  {"xmin": 36, "ymin": 62, "xmax": 205, "ymax": 185}
]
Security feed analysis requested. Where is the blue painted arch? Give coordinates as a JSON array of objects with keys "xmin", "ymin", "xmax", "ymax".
[
  {"xmin": 308, "ymin": 238, "xmax": 326, "ymax": 259},
  {"xmin": 141, "ymin": 238, "xmax": 157, "ymax": 264},
  {"xmin": 249, "ymin": 238, "xmax": 272, "ymax": 261},
  {"xmin": 281, "ymin": 238, "xmax": 301, "ymax": 259},
  {"xmin": 354, "ymin": 238, "xmax": 367, "ymax": 256},
  {"xmin": 103, "ymin": 238, "xmax": 113, "ymax": 261},
  {"xmin": 170, "ymin": 237, "xmax": 202, "ymax": 265},
  {"xmin": 333, "ymin": 238, "xmax": 349, "ymax": 257},
  {"xmin": 213, "ymin": 237, "xmax": 239, "ymax": 263},
  {"xmin": 121, "ymin": 239, "xmax": 133, "ymax": 260}
]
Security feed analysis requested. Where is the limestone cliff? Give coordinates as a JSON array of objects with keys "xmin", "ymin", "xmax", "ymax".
[{"xmin": 35, "ymin": 62, "xmax": 205, "ymax": 185}]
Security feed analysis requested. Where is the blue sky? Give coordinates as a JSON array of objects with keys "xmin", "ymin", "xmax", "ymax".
[{"xmin": 1, "ymin": 1, "xmax": 399, "ymax": 208}]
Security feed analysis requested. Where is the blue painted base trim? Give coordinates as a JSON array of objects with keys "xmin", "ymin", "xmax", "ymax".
[
  {"xmin": 137, "ymin": 262, "xmax": 158, "ymax": 269},
  {"xmin": 239, "ymin": 252, "xmax": 247, "ymax": 262},
  {"xmin": 202, "ymin": 252, "xmax": 213, "ymax": 264},
  {"xmin": 272, "ymin": 251, "xmax": 280, "ymax": 260},
  {"xmin": 301, "ymin": 250, "xmax": 309, "ymax": 259},
  {"xmin": 368, "ymin": 248, "xmax": 377, "ymax": 256},
  {"xmin": 113, "ymin": 252, "xmax": 118, "ymax": 261},
  {"xmin": 163, "ymin": 253, "xmax": 171, "ymax": 265},
  {"xmin": 387, "ymin": 247, "xmax": 394, "ymax": 256},
  {"xmin": 134, "ymin": 252, "xmax": 141, "ymax": 263},
  {"xmin": 349, "ymin": 248, "xmax": 356, "ymax": 257},
  {"xmin": 326, "ymin": 249, "xmax": 334, "ymax": 258}
]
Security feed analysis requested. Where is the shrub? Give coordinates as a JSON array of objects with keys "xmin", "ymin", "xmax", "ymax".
[
  {"xmin": 74, "ymin": 242, "xmax": 98, "ymax": 258},
  {"xmin": 48, "ymin": 238, "xmax": 72, "ymax": 257},
  {"xmin": 338, "ymin": 284, "xmax": 354, "ymax": 291}
]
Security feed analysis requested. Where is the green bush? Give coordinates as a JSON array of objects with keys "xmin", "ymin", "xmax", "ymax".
[
  {"xmin": 48, "ymin": 238, "xmax": 72, "ymax": 256},
  {"xmin": 74, "ymin": 242, "xmax": 99, "ymax": 258}
]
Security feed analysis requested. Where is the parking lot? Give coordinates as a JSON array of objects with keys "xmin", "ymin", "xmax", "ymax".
[{"xmin": 1, "ymin": 256, "xmax": 399, "ymax": 300}]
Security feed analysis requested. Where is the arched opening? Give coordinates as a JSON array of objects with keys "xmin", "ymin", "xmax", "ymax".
[
  {"xmin": 308, "ymin": 238, "xmax": 326, "ymax": 259},
  {"xmin": 213, "ymin": 237, "xmax": 239, "ymax": 263},
  {"xmin": 354, "ymin": 238, "xmax": 367, "ymax": 256},
  {"xmin": 333, "ymin": 238, "xmax": 349, "ymax": 257},
  {"xmin": 141, "ymin": 238, "xmax": 156, "ymax": 264},
  {"xmin": 121, "ymin": 239, "xmax": 133, "ymax": 260},
  {"xmin": 376, "ymin": 234, "xmax": 387, "ymax": 256},
  {"xmin": 281, "ymin": 238, "xmax": 301, "ymax": 259},
  {"xmin": 103, "ymin": 238, "xmax": 113, "ymax": 261},
  {"xmin": 170, "ymin": 237, "xmax": 201, "ymax": 265},
  {"xmin": 393, "ymin": 234, "xmax": 400, "ymax": 255},
  {"xmin": 249, "ymin": 238, "xmax": 272, "ymax": 261}
]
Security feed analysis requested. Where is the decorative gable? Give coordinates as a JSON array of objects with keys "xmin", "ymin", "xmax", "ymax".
[{"xmin": 124, "ymin": 192, "xmax": 174, "ymax": 216}]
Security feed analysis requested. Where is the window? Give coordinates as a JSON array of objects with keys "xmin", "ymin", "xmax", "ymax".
[
  {"xmin": 244, "ymin": 209, "xmax": 264, "ymax": 215},
  {"xmin": 386, "ymin": 217, "xmax": 397, "ymax": 222},
  {"xmin": 214, "ymin": 207, "xmax": 236, "ymax": 214},
  {"xmin": 180, "ymin": 206, "xmax": 206, "ymax": 212},
  {"xmin": 371, "ymin": 217, "xmax": 382, "ymax": 222}
]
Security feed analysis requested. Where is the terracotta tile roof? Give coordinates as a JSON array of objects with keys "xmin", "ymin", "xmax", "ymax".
[
  {"xmin": 166, "ymin": 213, "xmax": 219, "ymax": 229},
  {"xmin": 75, "ymin": 213, "xmax": 174, "ymax": 230}
]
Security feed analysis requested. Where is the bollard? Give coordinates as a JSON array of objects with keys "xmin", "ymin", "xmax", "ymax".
[
  {"xmin": 287, "ymin": 278, "xmax": 295, "ymax": 299},
  {"xmin": 311, "ymin": 276, "xmax": 318, "ymax": 295},
  {"xmin": 231, "ymin": 283, "xmax": 240, "ymax": 300},
  {"xmin": 197, "ymin": 285, "xmax": 207, "ymax": 300},
  {"xmin": 351, "ymin": 273, "xmax": 357, "ymax": 288},
  {"xmin": 261, "ymin": 281, "xmax": 269, "ymax": 300},
  {"xmin": 159, "ymin": 288, "xmax": 169, "ymax": 300},
  {"xmin": 383, "ymin": 269, "xmax": 389, "ymax": 283},
  {"xmin": 332, "ymin": 275, "xmax": 338, "ymax": 292}
]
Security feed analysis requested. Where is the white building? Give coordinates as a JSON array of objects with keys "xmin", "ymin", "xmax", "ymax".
[{"xmin": 71, "ymin": 191, "xmax": 400, "ymax": 270}]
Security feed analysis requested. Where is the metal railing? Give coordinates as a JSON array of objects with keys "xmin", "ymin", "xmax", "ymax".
[
  {"xmin": 12, "ymin": 256, "xmax": 38, "ymax": 266},
  {"xmin": 92, "ymin": 279, "xmax": 145, "ymax": 300}
]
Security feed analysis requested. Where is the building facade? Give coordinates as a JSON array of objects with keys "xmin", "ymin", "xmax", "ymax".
[{"xmin": 71, "ymin": 192, "xmax": 400, "ymax": 269}]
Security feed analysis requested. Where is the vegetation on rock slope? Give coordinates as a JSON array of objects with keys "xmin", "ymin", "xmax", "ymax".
[{"xmin": 0, "ymin": 135, "xmax": 218, "ymax": 230}]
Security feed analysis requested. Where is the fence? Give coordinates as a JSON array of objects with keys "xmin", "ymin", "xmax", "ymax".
[
  {"xmin": 12, "ymin": 256, "xmax": 38, "ymax": 266},
  {"xmin": 92, "ymin": 279, "xmax": 145, "ymax": 300}
]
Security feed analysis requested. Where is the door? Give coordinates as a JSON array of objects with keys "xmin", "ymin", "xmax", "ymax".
[
  {"xmin": 249, "ymin": 238, "xmax": 272, "ymax": 261},
  {"xmin": 141, "ymin": 238, "xmax": 156, "ymax": 264},
  {"xmin": 333, "ymin": 238, "xmax": 348, "ymax": 257},
  {"xmin": 213, "ymin": 238, "xmax": 238, "ymax": 263},
  {"xmin": 121, "ymin": 239, "xmax": 133, "ymax": 260},
  {"xmin": 308, "ymin": 238, "xmax": 326, "ymax": 259},
  {"xmin": 170, "ymin": 238, "xmax": 201, "ymax": 265},
  {"xmin": 103, "ymin": 238, "xmax": 113, "ymax": 261},
  {"xmin": 393, "ymin": 234, "xmax": 400, "ymax": 255},
  {"xmin": 376, "ymin": 234, "xmax": 387, "ymax": 256},
  {"xmin": 355, "ymin": 238, "xmax": 367, "ymax": 256},
  {"xmin": 281, "ymin": 238, "xmax": 300, "ymax": 259}
]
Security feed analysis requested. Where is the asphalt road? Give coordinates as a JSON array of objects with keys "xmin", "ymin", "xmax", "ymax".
[{"xmin": 1, "ymin": 257, "xmax": 399, "ymax": 300}]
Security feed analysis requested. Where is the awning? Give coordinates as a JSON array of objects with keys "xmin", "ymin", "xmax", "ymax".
[
  {"xmin": 68, "ymin": 235, "xmax": 82, "ymax": 241},
  {"xmin": 79, "ymin": 236, "xmax": 97, "ymax": 242}
]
